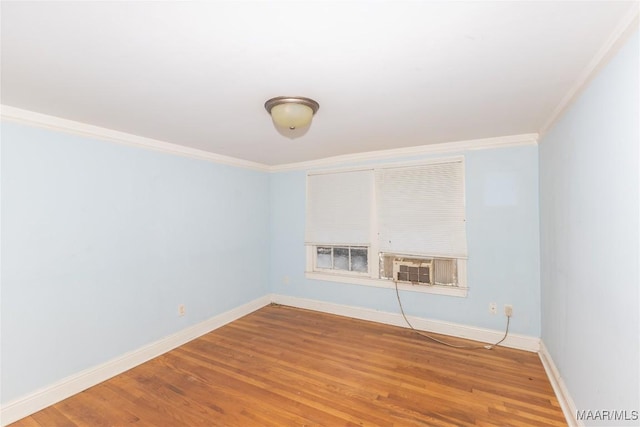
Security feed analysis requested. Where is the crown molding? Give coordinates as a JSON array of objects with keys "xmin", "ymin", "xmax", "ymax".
[
  {"xmin": 2, "ymin": 105, "xmax": 538, "ymax": 173},
  {"xmin": 0, "ymin": 105, "xmax": 270, "ymax": 172},
  {"xmin": 268, "ymin": 133, "xmax": 539, "ymax": 172},
  {"xmin": 539, "ymin": 4, "xmax": 640, "ymax": 137}
]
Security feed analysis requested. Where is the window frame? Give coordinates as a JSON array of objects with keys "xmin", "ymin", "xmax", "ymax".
[{"xmin": 304, "ymin": 156, "xmax": 468, "ymax": 298}]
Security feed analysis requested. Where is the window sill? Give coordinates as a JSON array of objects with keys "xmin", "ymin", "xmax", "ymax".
[{"xmin": 305, "ymin": 272, "xmax": 468, "ymax": 298}]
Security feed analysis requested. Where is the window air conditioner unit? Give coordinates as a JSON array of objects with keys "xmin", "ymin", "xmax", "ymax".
[{"xmin": 392, "ymin": 258, "xmax": 433, "ymax": 285}]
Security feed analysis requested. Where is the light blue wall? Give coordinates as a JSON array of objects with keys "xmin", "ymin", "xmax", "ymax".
[
  {"xmin": 2, "ymin": 30, "xmax": 635, "ymax": 421},
  {"xmin": 539, "ymin": 29, "xmax": 639, "ymax": 424},
  {"xmin": 0, "ymin": 123, "xmax": 270, "ymax": 403},
  {"xmin": 270, "ymin": 145, "xmax": 541, "ymax": 336}
]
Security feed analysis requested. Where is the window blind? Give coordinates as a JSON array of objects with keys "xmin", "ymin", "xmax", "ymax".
[
  {"xmin": 375, "ymin": 160, "xmax": 467, "ymax": 258},
  {"xmin": 305, "ymin": 169, "xmax": 372, "ymax": 246}
]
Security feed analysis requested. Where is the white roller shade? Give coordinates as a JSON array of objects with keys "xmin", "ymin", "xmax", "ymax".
[
  {"xmin": 376, "ymin": 160, "xmax": 467, "ymax": 258},
  {"xmin": 306, "ymin": 169, "xmax": 372, "ymax": 246}
]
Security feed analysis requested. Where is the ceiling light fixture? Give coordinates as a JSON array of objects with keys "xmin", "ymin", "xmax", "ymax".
[{"xmin": 264, "ymin": 96, "xmax": 319, "ymax": 138}]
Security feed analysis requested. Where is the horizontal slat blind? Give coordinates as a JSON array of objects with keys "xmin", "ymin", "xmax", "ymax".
[
  {"xmin": 306, "ymin": 170, "xmax": 372, "ymax": 245},
  {"xmin": 376, "ymin": 160, "xmax": 467, "ymax": 258}
]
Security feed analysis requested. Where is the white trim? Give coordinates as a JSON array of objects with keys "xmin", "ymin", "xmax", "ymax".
[
  {"xmin": 270, "ymin": 133, "xmax": 538, "ymax": 172},
  {"xmin": 305, "ymin": 271, "xmax": 469, "ymax": 298},
  {"xmin": 1, "ymin": 105, "xmax": 537, "ymax": 172},
  {"xmin": 0, "ymin": 105, "xmax": 269, "ymax": 172},
  {"xmin": 0, "ymin": 295, "xmax": 271, "ymax": 426},
  {"xmin": 539, "ymin": 5, "xmax": 640, "ymax": 136},
  {"xmin": 271, "ymin": 294, "xmax": 539, "ymax": 352},
  {"xmin": 538, "ymin": 341, "xmax": 581, "ymax": 427}
]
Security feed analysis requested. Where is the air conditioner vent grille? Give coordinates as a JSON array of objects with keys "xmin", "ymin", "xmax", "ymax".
[{"xmin": 392, "ymin": 258, "xmax": 433, "ymax": 285}]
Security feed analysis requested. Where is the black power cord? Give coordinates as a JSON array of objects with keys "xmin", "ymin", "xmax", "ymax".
[{"xmin": 394, "ymin": 280, "xmax": 510, "ymax": 350}]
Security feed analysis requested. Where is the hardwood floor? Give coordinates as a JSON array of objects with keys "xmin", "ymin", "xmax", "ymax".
[{"xmin": 10, "ymin": 304, "xmax": 566, "ymax": 426}]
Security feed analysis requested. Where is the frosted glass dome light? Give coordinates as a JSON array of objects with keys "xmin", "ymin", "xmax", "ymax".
[{"xmin": 265, "ymin": 96, "xmax": 319, "ymax": 138}]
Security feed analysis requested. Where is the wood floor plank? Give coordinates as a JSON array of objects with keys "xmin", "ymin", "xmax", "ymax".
[
  {"xmin": 29, "ymin": 406, "xmax": 77, "ymax": 427},
  {"xmin": 9, "ymin": 304, "xmax": 566, "ymax": 426},
  {"xmin": 5, "ymin": 417, "xmax": 40, "ymax": 427},
  {"xmin": 169, "ymin": 347, "xmax": 367, "ymax": 426}
]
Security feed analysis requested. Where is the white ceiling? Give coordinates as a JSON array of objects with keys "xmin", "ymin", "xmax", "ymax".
[{"xmin": 1, "ymin": 1, "xmax": 637, "ymax": 166}]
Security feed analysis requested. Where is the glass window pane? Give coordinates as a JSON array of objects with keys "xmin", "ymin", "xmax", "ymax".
[
  {"xmin": 316, "ymin": 247, "xmax": 332, "ymax": 269},
  {"xmin": 351, "ymin": 248, "xmax": 368, "ymax": 272},
  {"xmin": 334, "ymin": 247, "xmax": 349, "ymax": 270}
]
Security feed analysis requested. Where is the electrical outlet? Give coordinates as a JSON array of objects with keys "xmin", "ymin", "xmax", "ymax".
[
  {"xmin": 504, "ymin": 304, "xmax": 513, "ymax": 317},
  {"xmin": 178, "ymin": 304, "xmax": 186, "ymax": 316},
  {"xmin": 283, "ymin": 275, "xmax": 290, "ymax": 285},
  {"xmin": 489, "ymin": 302, "xmax": 497, "ymax": 315}
]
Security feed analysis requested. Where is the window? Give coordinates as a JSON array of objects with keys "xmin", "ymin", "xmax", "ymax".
[
  {"xmin": 375, "ymin": 161, "xmax": 467, "ymax": 258},
  {"xmin": 316, "ymin": 246, "xmax": 368, "ymax": 273},
  {"xmin": 305, "ymin": 169, "xmax": 372, "ymax": 277},
  {"xmin": 305, "ymin": 157, "xmax": 467, "ymax": 297}
]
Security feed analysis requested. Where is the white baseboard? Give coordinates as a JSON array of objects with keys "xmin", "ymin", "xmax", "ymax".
[
  {"xmin": 270, "ymin": 294, "xmax": 540, "ymax": 352},
  {"xmin": 538, "ymin": 341, "xmax": 581, "ymax": 427},
  {"xmin": 0, "ymin": 295, "xmax": 271, "ymax": 426},
  {"xmin": 1, "ymin": 293, "xmax": 543, "ymax": 425}
]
